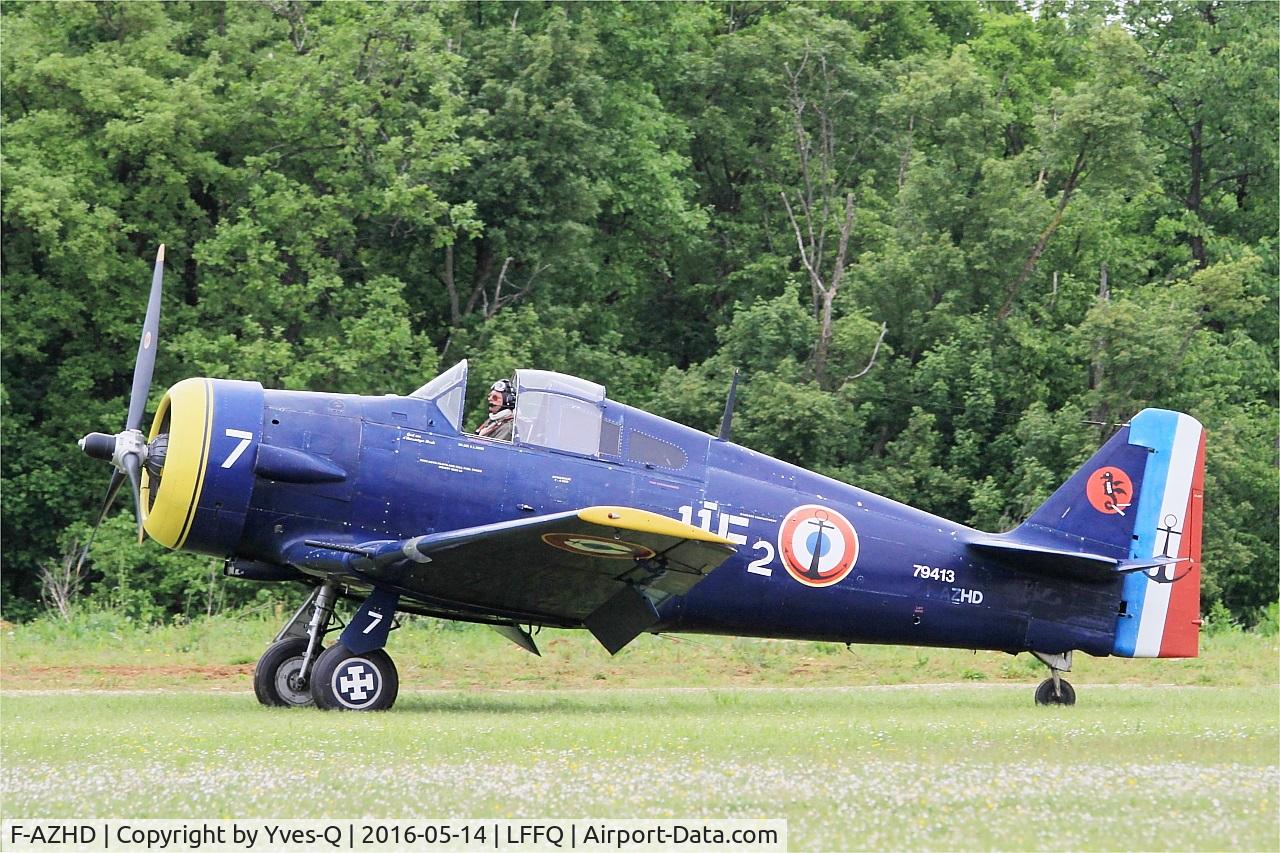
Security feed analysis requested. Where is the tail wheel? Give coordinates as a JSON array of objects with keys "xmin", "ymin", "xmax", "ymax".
[
  {"xmin": 1035, "ymin": 677, "xmax": 1077, "ymax": 706},
  {"xmin": 253, "ymin": 638, "xmax": 321, "ymax": 708},
  {"xmin": 311, "ymin": 644, "xmax": 399, "ymax": 712}
]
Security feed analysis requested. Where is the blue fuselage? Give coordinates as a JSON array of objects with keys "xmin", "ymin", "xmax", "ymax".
[{"xmin": 223, "ymin": 387, "xmax": 1120, "ymax": 657}]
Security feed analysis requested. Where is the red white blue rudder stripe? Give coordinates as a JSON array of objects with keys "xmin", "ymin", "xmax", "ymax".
[{"xmin": 1112, "ymin": 409, "xmax": 1206, "ymax": 658}]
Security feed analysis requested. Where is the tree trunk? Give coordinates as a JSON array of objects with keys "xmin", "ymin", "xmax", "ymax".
[
  {"xmin": 1188, "ymin": 118, "xmax": 1207, "ymax": 268},
  {"xmin": 465, "ymin": 238, "xmax": 495, "ymax": 317},
  {"xmin": 444, "ymin": 243, "xmax": 460, "ymax": 326},
  {"xmin": 1090, "ymin": 262, "xmax": 1110, "ymax": 427},
  {"xmin": 814, "ymin": 288, "xmax": 836, "ymax": 390},
  {"xmin": 997, "ymin": 147, "xmax": 1086, "ymax": 320}
]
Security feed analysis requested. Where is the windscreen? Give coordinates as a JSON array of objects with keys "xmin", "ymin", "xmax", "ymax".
[{"xmin": 410, "ymin": 359, "xmax": 468, "ymax": 431}]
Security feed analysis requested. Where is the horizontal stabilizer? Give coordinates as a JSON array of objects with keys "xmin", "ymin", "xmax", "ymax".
[{"xmin": 968, "ymin": 538, "xmax": 1180, "ymax": 582}]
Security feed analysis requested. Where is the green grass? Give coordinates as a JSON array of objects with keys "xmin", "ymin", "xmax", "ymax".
[
  {"xmin": 2, "ymin": 616, "xmax": 1277, "ymax": 849},
  {"xmin": 1, "ymin": 688, "xmax": 1277, "ymax": 850},
  {"xmin": 3, "ymin": 612, "xmax": 1277, "ymax": 691}
]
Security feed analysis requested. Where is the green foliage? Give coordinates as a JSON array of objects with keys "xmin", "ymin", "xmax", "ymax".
[
  {"xmin": 1255, "ymin": 601, "xmax": 1279, "ymax": 638},
  {"xmin": 1125, "ymin": 0, "xmax": 1279, "ymax": 266},
  {"xmin": 2, "ymin": 1, "xmax": 1274, "ymax": 625},
  {"xmin": 714, "ymin": 289, "xmax": 813, "ymax": 373},
  {"xmin": 1202, "ymin": 599, "xmax": 1240, "ymax": 637}
]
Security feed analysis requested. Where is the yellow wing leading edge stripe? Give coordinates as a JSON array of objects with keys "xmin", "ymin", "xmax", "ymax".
[
  {"xmin": 142, "ymin": 377, "xmax": 214, "ymax": 549},
  {"xmin": 577, "ymin": 506, "xmax": 734, "ymax": 547}
]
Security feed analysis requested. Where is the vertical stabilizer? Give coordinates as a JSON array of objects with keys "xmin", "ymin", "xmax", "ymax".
[
  {"xmin": 1014, "ymin": 422, "xmax": 1150, "ymax": 559},
  {"xmin": 1010, "ymin": 409, "xmax": 1205, "ymax": 658}
]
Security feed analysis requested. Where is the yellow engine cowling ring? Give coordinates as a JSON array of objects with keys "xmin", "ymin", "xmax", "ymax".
[{"xmin": 142, "ymin": 377, "xmax": 264, "ymax": 554}]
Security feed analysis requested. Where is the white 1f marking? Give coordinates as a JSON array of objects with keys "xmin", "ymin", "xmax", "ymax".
[
  {"xmin": 680, "ymin": 502, "xmax": 767, "ymax": 574},
  {"xmin": 363, "ymin": 610, "xmax": 384, "ymax": 635},
  {"xmin": 716, "ymin": 511, "xmax": 749, "ymax": 545},
  {"xmin": 221, "ymin": 429, "xmax": 254, "ymax": 468},
  {"xmin": 680, "ymin": 502, "xmax": 748, "ymax": 542}
]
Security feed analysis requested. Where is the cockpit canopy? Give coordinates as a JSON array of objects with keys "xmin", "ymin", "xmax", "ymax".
[
  {"xmin": 410, "ymin": 360, "xmax": 702, "ymax": 475},
  {"xmin": 510, "ymin": 369, "xmax": 604, "ymax": 455},
  {"xmin": 410, "ymin": 361, "xmax": 607, "ymax": 456}
]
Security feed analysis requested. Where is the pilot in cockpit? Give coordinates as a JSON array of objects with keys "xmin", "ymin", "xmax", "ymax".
[{"xmin": 475, "ymin": 378, "xmax": 516, "ymax": 441}]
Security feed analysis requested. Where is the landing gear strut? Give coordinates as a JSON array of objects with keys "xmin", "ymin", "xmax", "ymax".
[
  {"xmin": 253, "ymin": 581, "xmax": 337, "ymax": 708},
  {"xmin": 1031, "ymin": 650, "xmax": 1076, "ymax": 706}
]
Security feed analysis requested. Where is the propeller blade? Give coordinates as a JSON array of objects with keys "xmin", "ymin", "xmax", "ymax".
[
  {"xmin": 80, "ymin": 469, "xmax": 125, "ymax": 564},
  {"xmin": 79, "ymin": 246, "xmax": 164, "ymax": 553},
  {"xmin": 123, "ymin": 452, "xmax": 145, "ymax": 543},
  {"xmin": 125, "ymin": 245, "xmax": 165, "ymax": 433},
  {"xmin": 95, "ymin": 470, "xmax": 127, "ymax": 530}
]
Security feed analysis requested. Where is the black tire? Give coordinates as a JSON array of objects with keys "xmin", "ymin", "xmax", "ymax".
[
  {"xmin": 311, "ymin": 643, "xmax": 399, "ymax": 711},
  {"xmin": 253, "ymin": 638, "xmax": 322, "ymax": 708},
  {"xmin": 1035, "ymin": 677, "xmax": 1077, "ymax": 706}
]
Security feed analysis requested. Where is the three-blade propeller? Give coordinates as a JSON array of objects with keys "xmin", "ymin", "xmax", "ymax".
[{"xmin": 79, "ymin": 245, "xmax": 165, "ymax": 544}]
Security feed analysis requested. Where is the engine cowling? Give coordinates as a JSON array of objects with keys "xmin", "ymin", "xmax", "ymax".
[{"xmin": 142, "ymin": 377, "xmax": 264, "ymax": 554}]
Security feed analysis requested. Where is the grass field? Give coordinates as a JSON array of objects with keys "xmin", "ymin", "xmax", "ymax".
[
  {"xmin": 2, "ymin": 616, "xmax": 1278, "ymax": 850},
  {"xmin": 1, "ymin": 688, "xmax": 1277, "ymax": 851},
  {"xmin": 3, "ymin": 612, "xmax": 1278, "ymax": 690}
]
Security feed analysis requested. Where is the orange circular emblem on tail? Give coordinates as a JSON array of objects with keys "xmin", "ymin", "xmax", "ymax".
[{"xmin": 1086, "ymin": 467, "xmax": 1133, "ymax": 515}]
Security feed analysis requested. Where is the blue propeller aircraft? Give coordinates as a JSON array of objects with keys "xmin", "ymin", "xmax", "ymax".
[{"xmin": 79, "ymin": 248, "xmax": 1206, "ymax": 711}]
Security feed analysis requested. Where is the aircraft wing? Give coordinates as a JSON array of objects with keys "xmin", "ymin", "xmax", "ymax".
[{"xmin": 291, "ymin": 506, "xmax": 736, "ymax": 653}]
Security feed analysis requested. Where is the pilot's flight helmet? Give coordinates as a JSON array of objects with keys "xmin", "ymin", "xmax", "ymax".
[{"xmin": 490, "ymin": 378, "xmax": 516, "ymax": 409}]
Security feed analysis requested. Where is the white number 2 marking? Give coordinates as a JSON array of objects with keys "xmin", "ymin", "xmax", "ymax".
[
  {"xmin": 747, "ymin": 540, "xmax": 775, "ymax": 576},
  {"xmin": 221, "ymin": 429, "xmax": 254, "ymax": 468},
  {"xmin": 362, "ymin": 610, "xmax": 384, "ymax": 635}
]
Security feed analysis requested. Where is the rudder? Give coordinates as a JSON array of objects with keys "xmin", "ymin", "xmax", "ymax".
[{"xmin": 1113, "ymin": 410, "xmax": 1205, "ymax": 658}]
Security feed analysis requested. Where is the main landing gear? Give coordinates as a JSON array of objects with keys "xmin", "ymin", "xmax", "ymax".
[
  {"xmin": 253, "ymin": 581, "xmax": 400, "ymax": 712},
  {"xmin": 1031, "ymin": 650, "xmax": 1076, "ymax": 706}
]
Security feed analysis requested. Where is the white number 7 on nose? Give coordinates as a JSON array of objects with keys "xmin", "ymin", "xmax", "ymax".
[{"xmin": 221, "ymin": 429, "xmax": 254, "ymax": 468}]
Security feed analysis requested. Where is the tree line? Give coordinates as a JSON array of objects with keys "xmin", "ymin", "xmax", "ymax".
[{"xmin": 2, "ymin": 1, "xmax": 1275, "ymax": 624}]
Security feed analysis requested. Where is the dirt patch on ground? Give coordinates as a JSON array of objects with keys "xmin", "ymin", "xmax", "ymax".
[
  {"xmin": 2, "ymin": 664, "xmax": 253, "ymax": 690},
  {"xmin": 23, "ymin": 664, "xmax": 253, "ymax": 677}
]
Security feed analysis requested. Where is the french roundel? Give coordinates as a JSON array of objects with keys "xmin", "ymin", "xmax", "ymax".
[{"xmin": 778, "ymin": 504, "xmax": 859, "ymax": 588}]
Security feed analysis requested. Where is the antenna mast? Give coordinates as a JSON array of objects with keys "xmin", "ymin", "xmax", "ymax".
[{"xmin": 717, "ymin": 369, "xmax": 740, "ymax": 442}]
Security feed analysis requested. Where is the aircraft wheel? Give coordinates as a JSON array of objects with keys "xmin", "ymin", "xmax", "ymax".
[
  {"xmin": 253, "ymin": 638, "xmax": 321, "ymax": 708},
  {"xmin": 1035, "ymin": 677, "xmax": 1076, "ymax": 706},
  {"xmin": 311, "ymin": 644, "xmax": 399, "ymax": 712}
]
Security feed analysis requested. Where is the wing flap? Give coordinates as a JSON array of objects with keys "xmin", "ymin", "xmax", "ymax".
[{"xmin": 583, "ymin": 585, "xmax": 661, "ymax": 655}]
